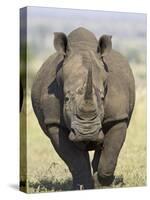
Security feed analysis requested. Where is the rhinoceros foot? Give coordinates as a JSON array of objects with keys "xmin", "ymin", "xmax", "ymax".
[{"xmin": 93, "ymin": 172, "xmax": 124, "ymax": 189}]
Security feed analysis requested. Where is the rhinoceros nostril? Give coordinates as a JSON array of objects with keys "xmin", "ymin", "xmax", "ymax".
[
  {"xmin": 69, "ymin": 130, "xmax": 76, "ymax": 141},
  {"xmin": 71, "ymin": 128, "xmax": 76, "ymax": 134}
]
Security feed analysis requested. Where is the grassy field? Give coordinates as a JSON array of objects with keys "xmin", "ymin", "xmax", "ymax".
[{"xmin": 20, "ymin": 84, "xmax": 146, "ymax": 193}]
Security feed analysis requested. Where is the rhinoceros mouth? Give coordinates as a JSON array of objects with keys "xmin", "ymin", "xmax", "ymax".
[
  {"xmin": 69, "ymin": 116, "xmax": 104, "ymax": 142},
  {"xmin": 71, "ymin": 121, "xmax": 100, "ymax": 135},
  {"xmin": 74, "ymin": 127, "xmax": 99, "ymax": 135},
  {"xmin": 71, "ymin": 119, "xmax": 101, "ymax": 135},
  {"xmin": 69, "ymin": 127, "xmax": 104, "ymax": 143}
]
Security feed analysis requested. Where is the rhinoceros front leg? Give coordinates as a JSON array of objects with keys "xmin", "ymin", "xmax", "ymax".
[
  {"xmin": 93, "ymin": 121, "xmax": 127, "ymax": 187},
  {"xmin": 92, "ymin": 146, "xmax": 102, "ymax": 174},
  {"xmin": 47, "ymin": 125, "xmax": 94, "ymax": 190}
]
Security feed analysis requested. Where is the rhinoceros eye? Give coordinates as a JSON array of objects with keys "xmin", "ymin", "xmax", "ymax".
[
  {"xmin": 101, "ymin": 96, "xmax": 104, "ymax": 101},
  {"xmin": 64, "ymin": 96, "xmax": 70, "ymax": 102}
]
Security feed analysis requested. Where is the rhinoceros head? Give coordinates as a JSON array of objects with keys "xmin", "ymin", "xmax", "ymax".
[{"xmin": 54, "ymin": 28, "xmax": 112, "ymax": 143}]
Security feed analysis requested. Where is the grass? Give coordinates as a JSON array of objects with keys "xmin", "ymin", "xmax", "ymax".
[
  {"xmin": 115, "ymin": 88, "xmax": 146, "ymax": 187},
  {"xmin": 20, "ymin": 86, "xmax": 146, "ymax": 193}
]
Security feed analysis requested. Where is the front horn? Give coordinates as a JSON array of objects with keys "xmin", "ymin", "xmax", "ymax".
[{"xmin": 84, "ymin": 65, "xmax": 93, "ymax": 101}]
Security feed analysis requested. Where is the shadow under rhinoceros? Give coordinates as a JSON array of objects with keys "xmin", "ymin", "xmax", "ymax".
[
  {"xmin": 28, "ymin": 175, "xmax": 125, "ymax": 192},
  {"xmin": 29, "ymin": 178, "xmax": 72, "ymax": 192}
]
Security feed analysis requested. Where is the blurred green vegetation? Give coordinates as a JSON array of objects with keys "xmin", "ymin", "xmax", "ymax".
[{"xmin": 20, "ymin": 7, "xmax": 146, "ymax": 192}]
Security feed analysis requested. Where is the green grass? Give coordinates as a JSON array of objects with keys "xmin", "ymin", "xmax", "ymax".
[{"xmin": 20, "ymin": 88, "xmax": 146, "ymax": 193}]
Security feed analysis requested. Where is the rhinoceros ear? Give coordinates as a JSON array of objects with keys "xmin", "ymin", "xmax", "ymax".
[
  {"xmin": 97, "ymin": 35, "xmax": 112, "ymax": 57},
  {"xmin": 54, "ymin": 32, "xmax": 68, "ymax": 55}
]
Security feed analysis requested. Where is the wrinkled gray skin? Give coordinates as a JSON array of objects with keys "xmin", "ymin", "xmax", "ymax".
[{"xmin": 31, "ymin": 27, "xmax": 135, "ymax": 190}]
